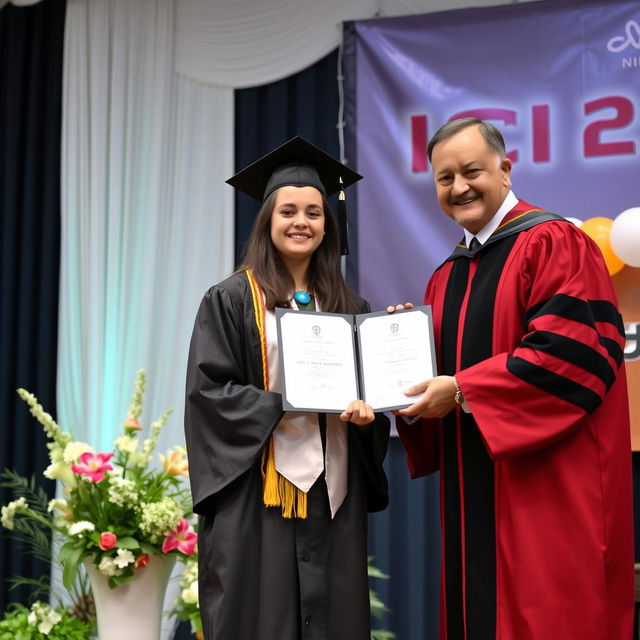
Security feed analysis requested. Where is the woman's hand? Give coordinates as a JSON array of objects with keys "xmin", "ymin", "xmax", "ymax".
[
  {"xmin": 340, "ymin": 399, "xmax": 375, "ymax": 426},
  {"xmin": 386, "ymin": 302, "xmax": 414, "ymax": 313}
]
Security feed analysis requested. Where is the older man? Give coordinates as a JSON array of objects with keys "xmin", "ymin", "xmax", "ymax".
[{"xmin": 395, "ymin": 118, "xmax": 634, "ymax": 639}]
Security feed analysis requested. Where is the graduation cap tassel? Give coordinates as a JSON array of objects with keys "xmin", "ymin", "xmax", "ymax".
[{"xmin": 338, "ymin": 178, "xmax": 349, "ymax": 256}]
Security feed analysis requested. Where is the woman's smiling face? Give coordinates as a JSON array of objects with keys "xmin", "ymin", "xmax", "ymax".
[{"xmin": 270, "ymin": 185, "xmax": 325, "ymax": 262}]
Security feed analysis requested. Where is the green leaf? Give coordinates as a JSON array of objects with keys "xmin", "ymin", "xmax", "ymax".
[
  {"xmin": 371, "ymin": 631, "xmax": 396, "ymax": 640},
  {"xmin": 61, "ymin": 546, "xmax": 86, "ymax": 591},
  {"xmin": 116, "ymin": 536, "xmax": 140, "ymax": 550},
  {"xmin": 58, "ymin": 540, "xmax": 81, "ymax": 564},
  {"xmin": 139, "ymin": 542, "xmax": 156, "ymax": 555}
]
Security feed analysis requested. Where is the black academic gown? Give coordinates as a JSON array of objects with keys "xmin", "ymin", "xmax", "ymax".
[{"xmin": 185, "ymin": 271, "xmax": 390, "ymax": 640}]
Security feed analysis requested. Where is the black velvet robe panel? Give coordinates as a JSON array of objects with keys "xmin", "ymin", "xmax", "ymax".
[{"xmin": 185, "ymin": 271, "xmax": 390, "ymax": 640}]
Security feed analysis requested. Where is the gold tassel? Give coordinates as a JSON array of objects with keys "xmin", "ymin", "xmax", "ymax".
[
  {"xmin": 261, "ymin": 436, "xmax": 308, "ymax": 518},
  {"xmin": 296, "ymin": 486, "xmax": 307, "ymax": 519},
  {"xmin": 262, "ymin": 437, "xmax": 280, "ymax": 506}
]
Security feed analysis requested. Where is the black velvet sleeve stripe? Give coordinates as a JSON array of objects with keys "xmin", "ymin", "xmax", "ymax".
[
  {"xmin": 507, "ymin": 355, "xmax": 602, "ymax": 413},
  {"xmin": 520, "ymin": 330, "xmax": 616, "ymax": 389},
  {"xmin": 599, "ymin": 336, "xmax": 624, "ymax": 368},
  {"xmin": 524, "ymin": 294, "xmax": 624, "ymax": 338},
  {"xmin": 589, "ymin": 299, "xmax": 625, "ymax": 336},
  {"xmin": 525, "ymin": 294, "xmax": 590, "ymax": 328}
]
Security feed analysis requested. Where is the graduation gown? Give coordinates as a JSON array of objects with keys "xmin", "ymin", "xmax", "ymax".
[
  {"xmin": 185, "ymin": 270, "xmax": 390, "ymax": 640},
  {"xmin": 397, "ymin": 201, "xmax": 634, "ymax": 640}
]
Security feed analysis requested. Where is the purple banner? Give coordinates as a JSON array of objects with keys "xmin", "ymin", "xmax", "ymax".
[{"xmin": 350, "ymin": 0, "xmax": 640, "ymax": 310}]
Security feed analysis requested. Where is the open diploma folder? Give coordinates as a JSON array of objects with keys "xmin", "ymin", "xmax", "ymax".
[{"xmin": 275, "ymin": 306, "xmax": 437, "ymax": 413}]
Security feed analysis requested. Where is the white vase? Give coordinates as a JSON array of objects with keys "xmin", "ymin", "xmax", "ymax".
[{"xmin": 84, "ymin": 554, "xmax": 176, "ymax": 640}]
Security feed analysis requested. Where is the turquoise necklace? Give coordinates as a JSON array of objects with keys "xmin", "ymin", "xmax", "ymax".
[{"xmin": 293, "ymin": 290, "xmax": 312, "ymax": 305}]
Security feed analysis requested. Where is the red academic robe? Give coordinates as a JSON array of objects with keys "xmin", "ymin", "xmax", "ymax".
[{"xmin": 397, "ymin": 200, "xmax": 634, "ymax": 640}]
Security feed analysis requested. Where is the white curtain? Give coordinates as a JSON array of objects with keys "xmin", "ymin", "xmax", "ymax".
[
  {"xmin": 174, "ymin": 0, "xmax": 540, "ymax": 87},
  {"xmin": 59, "ymin": 0, "xmax": 233, "ymax": 479},
  {"xmin": 59, "ymin": 1, "xmax": 233, "ymax": 635}
]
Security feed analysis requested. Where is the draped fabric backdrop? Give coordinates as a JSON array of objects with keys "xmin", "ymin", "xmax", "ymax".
[
  {"xmin": 59, "ymin": 0, "xmax": 232, "ymax": 635},
  {"xmin": 0, "ymin": 0, "xmax": 65, "ymax": 614},
  {"xmin": 174, "ymin": 0, "xmax": 530, "ymax": 88},
  {"xmin": 59, "ymin": 0, "xmax": 233, "ymax": 461}
]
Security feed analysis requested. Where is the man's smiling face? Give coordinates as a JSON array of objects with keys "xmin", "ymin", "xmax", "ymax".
[{"xmin": 431, "ymin": 124, "xmax": 512, "ymax": 235}]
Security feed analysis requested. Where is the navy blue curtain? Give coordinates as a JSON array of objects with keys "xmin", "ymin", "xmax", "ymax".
[
  {"xmin": 234, "ymin": 51, "xmax": 342, "ymax": 265},
  {"xmin": 234, "ymin": 48, "xmax": 441, "ymax": 640},
  {"xmin": 0, "ymin": 0, "xmax": 65, "ymax": 612}
]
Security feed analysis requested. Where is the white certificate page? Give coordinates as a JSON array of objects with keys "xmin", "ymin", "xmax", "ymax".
[
  {"xmin": 357, "ymin": 307, "xmax": 436, "ymax": 411},
  {"xmin": 277, "ymin": 309, "xmax": 359, "ymax": 412}
]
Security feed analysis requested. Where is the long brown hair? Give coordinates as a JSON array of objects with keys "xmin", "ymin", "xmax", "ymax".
[{"xmin": 239, "ymin": 189, "xmax": 357, "ymax": 314}]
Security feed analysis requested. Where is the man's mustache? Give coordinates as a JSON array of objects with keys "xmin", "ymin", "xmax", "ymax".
[{"xmin": 449, "ymin": 190, "xmax": 479, "ymax": 205}]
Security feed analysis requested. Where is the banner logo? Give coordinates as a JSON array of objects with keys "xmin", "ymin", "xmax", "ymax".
[{"xmin": 607, "ymin": 19, "xmax": 640, "ymax": 53}]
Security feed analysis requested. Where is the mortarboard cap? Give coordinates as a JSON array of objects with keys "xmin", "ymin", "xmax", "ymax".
[
  {"xmin": 226, "ymin": 136, "xmax": 361, "ymax": 254},
  {"xmin": 226, "ymin": 136, "xmax": 362, "ymax": 201}
]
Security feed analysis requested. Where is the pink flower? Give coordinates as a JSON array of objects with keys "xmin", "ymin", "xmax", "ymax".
[
  {"xmin": 123, "ymin": 417, "xmax": 142, "ymax": 430},
  {"xmin": 135, "ymin": 553, "xmax": 150, "ymax": 569},
  {"xmin": 98, "ymin": 531, "xmax": 117, "ymax": 551},
  {"xmin": 71, "ymin": 452, "xmax": 114, "ymax": 482},
  {"xmin": 162, "ymin": 519, "xmax": 197, "ymax": 555}
]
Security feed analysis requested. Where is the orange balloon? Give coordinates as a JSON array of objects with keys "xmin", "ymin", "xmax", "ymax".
[{"xmin": 580, "ymin": 217, "xmax": 625, "ymax": 276}]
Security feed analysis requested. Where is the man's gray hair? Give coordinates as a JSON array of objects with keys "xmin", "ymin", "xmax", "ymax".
[{"xmin": 427, "ymin": 117, "xmax": 506, "ymax": 162}]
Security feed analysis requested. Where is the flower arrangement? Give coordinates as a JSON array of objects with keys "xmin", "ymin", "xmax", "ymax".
[
  {"xmin": 0, "ymin": 602, "xmax": 92, "ymax": 640},
  {"xmin": 169, "ymin": 555, "xmax": 203, "ymax": 639},
  {"xmin": 1, "ymin": 370, "xmax": 197, "ymax": 592}
]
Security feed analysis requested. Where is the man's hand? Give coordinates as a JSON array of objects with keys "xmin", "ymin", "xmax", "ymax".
[
  {"xmin": 340, "ymin": 399, "xmax": 375, "ymax": 426},
  {"xmin": 386, "ymin": 302, "xmax": 414, "ymax": 313},
  {"xmin": 396, "ymin": 375, "xmax": 458, "ymax": 418}
]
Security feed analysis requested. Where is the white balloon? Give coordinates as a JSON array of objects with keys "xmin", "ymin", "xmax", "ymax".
[
  {"xmin": 610, "ymin": 207, "xmax": 640, "ymax": 267},
  {"xmin": 564, "ymin": 216, "xmax": 583, "ymax": 227}
]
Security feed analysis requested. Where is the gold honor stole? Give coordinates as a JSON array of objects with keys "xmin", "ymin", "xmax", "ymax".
[{"xmin": 245, "ymin": 268, "xmax": 308, "ymax": 518}]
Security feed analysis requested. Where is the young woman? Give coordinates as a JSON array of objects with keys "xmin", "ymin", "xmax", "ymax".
[{"xmin": 184, "ymin": 137, "xmax": 390, "ymax": 640}]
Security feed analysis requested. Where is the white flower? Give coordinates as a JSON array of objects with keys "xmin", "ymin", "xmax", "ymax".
[
  {"xmin": 107, "ymin": 475, "xmax": 138, "ymax": 507},
  {"xmin": 47, "ymin": 498, "xmax": 68, "ymax": 513},
  {"xmin": 114, "ymin": 435, "xmax": 139, "ymax": 454},
  {"xmin": 17, "ymin": 388, "xmax": 70, "ymax": 447},
  {"xmin": 48, "ymin": 444, "xmax": 64, "ymax": 464},
  {"xmin": 138, "ymin": 497, "xmax": 181, "ymax": 543},
  {"xmin": 62, "ymin": 441, "xmax": 93, "ymax": 464},
  {"xmin": 181, "ymin": 559, "xmax": 198, "ymax": 586},
  {"xmin": 28, "ymin": 602, "xmax": 62, "ymax": 635},
  {"xmin": 181, "ymin": 580, "xmax": 199, "ymax": 605},
  {"xmin": 1, "ymin": 497, "xmax": 28, "ymax": 530},
  {"xmin": 43, "ymin": 461, "xmax": 77, "ymax": 488},
  {"xmin": 38, "ymin": 609, "xmax": 62, "ymax": 634},
  {"xmin": 98, "ymin": 556, "xmax": 122, "ymax": 577},
  {"xmin": 129, "ymin": 451, "xmax": 150, "ymax": 467},
  {"xmin": 68, "ymin": 520, "xmax": 95, "ymax": 536},
  {"xmin": 114, "ymin": 548, "xmax": 135, "ymax": 568}
]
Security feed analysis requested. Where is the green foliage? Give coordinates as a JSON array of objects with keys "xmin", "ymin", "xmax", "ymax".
[
  {"xmin": 368, "ymin": 557, "xmax": 395, "ymax": 639},
  {"xmin": 0, "ymin": 471, "xmax": 54, "ymax": 603},
  {"xmin": 0, "ymin": 603, "xmax": 91, "ymax": 640},
  {"xmin": 1, "ymin": 471, "xmax": 53, "ymax": 565},
  {"xmin": 371, "ymin": 632, "xmax": 396, "ymax": 640},
  {"xmin": 169, "ymin": 556, "xmax": 202, "ymax": 637}
]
